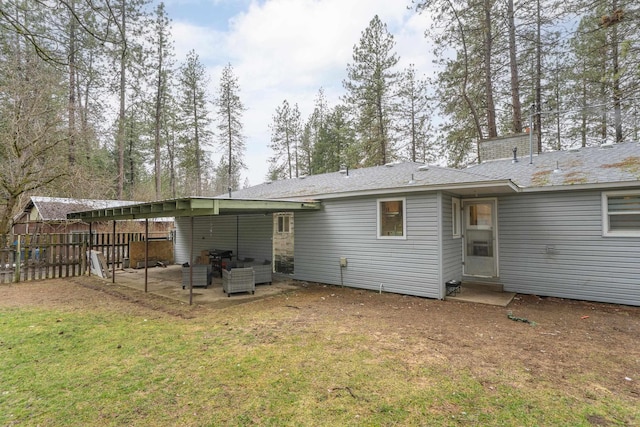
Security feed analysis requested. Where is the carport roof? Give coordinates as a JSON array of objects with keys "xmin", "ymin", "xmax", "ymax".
[{"xmin": 66, "ymin": 197, "xmax": 321, "ymax": 222}]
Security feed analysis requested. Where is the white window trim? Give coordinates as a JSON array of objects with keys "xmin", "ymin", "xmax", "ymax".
[
  {"xmin": 377, "ymin": 197, "xmax": 407, "ymax": 240},
  {"xmin": 452, "ymin": 197, "xmax": 461, "ymax": 238},
  {"xmin": 602, "ymin": 190, "xmax": 640, "ymax": 237},
  {"xmin": 277, "ymin": 215, "xmax": 291, "ymax": 234}
]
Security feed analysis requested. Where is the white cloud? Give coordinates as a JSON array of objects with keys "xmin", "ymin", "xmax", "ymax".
[{"xmin": 169, "ymin": 0, "xmax": 436, "ymax": 186}]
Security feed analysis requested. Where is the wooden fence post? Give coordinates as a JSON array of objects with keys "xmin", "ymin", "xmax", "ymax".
[{"xmin": 14, "ymin": 236, "xmax": 21, "ymax": 283}]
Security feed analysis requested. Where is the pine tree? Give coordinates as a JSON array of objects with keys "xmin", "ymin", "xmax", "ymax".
[
  {"xmin": 214, "ymin": 63, "xmax": 246, "ymax": 193},
  {"xmin": 107, "ymin": 0, "xmax": 149, "ymax": 199},
  {"xmin": 397, "ymin": 64, "xmax": 433, "ymax": 163},
  {"xmin": 342, "ymin": 15, "xmax": 399, "ymax": 166},
  {"xmin": 148, "ymin": 2, "xmax": 174, "ymax": 200},
  {"xmin": 268, "ymin": 100, "xmax": 301, "ymax": 180},
  {"xmin": 177, "ymin": 49, "xmax": 212, "ymax": 196},
  {"xmin": 311, "ymin": 105, "xmax": 356, "ymax": 174}
]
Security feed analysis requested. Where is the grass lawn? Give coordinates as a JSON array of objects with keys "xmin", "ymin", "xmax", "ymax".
[{"xmin": 1, "ymin": 278, "xmax": 638, "ymax": 426}]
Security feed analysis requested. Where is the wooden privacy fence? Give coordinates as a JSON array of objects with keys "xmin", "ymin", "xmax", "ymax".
[{"xmin": 0, "ymin": 232, "xmax": 167, "ymax": 284}]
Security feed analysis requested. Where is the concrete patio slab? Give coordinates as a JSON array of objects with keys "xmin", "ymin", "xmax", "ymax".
[
  {"xmin": 104, "ymin": 264, "xmax": 299, "ymax": 306},
  {"xmin": 445, "ymin": 285, "xmax": 516, "ymax": 307}
]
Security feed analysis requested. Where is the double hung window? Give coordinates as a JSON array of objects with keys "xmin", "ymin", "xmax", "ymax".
[
  {"xmin": 602, "ymin": 191, "xmax": 640, "ymax": 236},
  {"xmin": 378, "ymin": 198, "xmax": 406, "ymax": 239}
]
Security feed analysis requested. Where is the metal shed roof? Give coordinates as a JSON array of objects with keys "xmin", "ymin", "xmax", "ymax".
[{"xmin": 66, "ymin": 197, "xmax": 321, "ymax": 222}]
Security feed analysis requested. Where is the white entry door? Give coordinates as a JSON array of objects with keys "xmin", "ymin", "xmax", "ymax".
[{"xmin": 463, "ymin": 199, "xmax": 498, "ymax": 277}]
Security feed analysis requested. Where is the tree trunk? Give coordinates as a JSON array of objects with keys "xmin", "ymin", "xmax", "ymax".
[
  {"xmin": 192, "ymin": 89, "xmax": 201, "ymax": 196},
  {"xmin": 611, "ymin": 0, "xmax": 622, "ymax": 143},
  {"xmin": 446, "ymin": 0, "xmax": 483, "ymax": 141},
  {"xmin": 535, "ymin": 0, "xmax": 542, "ymax": 152},
  {"xmin": 507, "ymin": 0, "xmax": 522, "ymax": 133},
  {"xmin": 378, "ymin": 95, "xmax": 386, "ymax": 165},
  {"xmin": 600, "ymin": 45, "xmax": 608, "ymax": 141},
  {"xmin": 153, "ymin": 36, "xmax": 163, "ymax": 200},
  {"xmin": 483, "ymin": 0, "xmax": 497, "ymax": 139},
  {"xmin": 227, "ymin": 89, "xmax": 232, "ymax": 190},
  {"xmin": 117, "ymin": 0, "xmax": 127, "ymax": 199},
  {"xmin": 68, "ymin": 0, "xmax": 76, "ymax": 167},
  {"xmin": 411, "ymin": 91, "xmax": 417, "ymax": 162}
]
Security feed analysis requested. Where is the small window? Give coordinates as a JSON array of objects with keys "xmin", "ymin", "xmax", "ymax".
[
  {"xmin": 452, "ymin": 197, "xmax": 461, "ymax": 238},
  {"xmin": 277, "ymin": 215, "xmax": 290, "ymax": 233},
  {"xmin": 377, "ymin": 198, "xmax": 406, "ymax": 239},
  {"xmin": 602, "ymin": 191, "xmax": 640, "ymax": 236},
  {"xmin": 468, "ymin": 204, "xmax": 492, "ymax": 227}
]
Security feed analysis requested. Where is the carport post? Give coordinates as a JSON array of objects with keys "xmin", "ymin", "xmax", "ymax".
[
  {"xmin": 87, "ymin": 222, "xmax": 92, "ymax": 276},
  {"xmin": 144, "ymin": 219, "xmax": 149, "ymax": 293},
  {"xmin": 111, "ymin": 220, "xmax": 116, "ymax": 283},
  {"xmin": 189, "ymin": 216, "xmax": 194, "ymax": 305}
]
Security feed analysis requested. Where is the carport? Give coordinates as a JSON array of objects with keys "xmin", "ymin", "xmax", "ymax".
[{"xmin": 68, "ymin": 197, "xmax": 321, "ymax": 304}]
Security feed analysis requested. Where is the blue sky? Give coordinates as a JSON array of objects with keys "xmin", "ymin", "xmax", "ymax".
[{"xmin": 159, "ymin": 0, "xmax": 435, "ymax": 186}]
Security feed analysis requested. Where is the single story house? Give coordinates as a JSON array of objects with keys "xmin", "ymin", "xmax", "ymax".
[{"xmin": 68, "ymin": 137, "xmax": 640, "ymax": 306}]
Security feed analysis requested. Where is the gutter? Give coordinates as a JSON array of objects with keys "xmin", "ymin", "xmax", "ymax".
[
  {"xmin": 518, "ymin": 180, "xmax": 640, "ymax": 193},
  {"xmin": 295, "ymin": 179, "xmax": 521, "ymax": 200}
]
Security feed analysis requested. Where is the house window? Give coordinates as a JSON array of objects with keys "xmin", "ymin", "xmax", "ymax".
[
  {"xmin": 452, "ymin": 197, "xmax": 461, "ymax": 238},
  {"xmin": 277, "ymin": 215, "xmax": 290, "ymax": 233},
  {"xmin": 602, "ymin": 191, "xmax": 640, "ymax": 236},
  {"xmin": 377, "ymin": 198, "xmax": 406, "ymax": 239}
]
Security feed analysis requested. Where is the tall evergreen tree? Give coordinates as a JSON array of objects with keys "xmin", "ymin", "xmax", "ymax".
[
  {"xmin": 566, "ymin": 14, "xmax": 609, "ymax": 146},
  {"xmin": 214, "ymin": 63, "xmax": 246, "ymax": 192},
  {"xmin": 397, "ymin": 64, "xmax": 433, "ymax": 163},
  {"xmin": 311, "ymin": 105, "xmax": 357, "ymax": 174},
  {"xmin": 299, "ymin": 88, "xmax": 329, "ymax": 176},
  {"xmin": 148, "ymin": 2, "xmax": 174, "ymax": 200},
  {"xmin": 268, "ymin": 100, "xmax": 301, "ymax": 180},
  {"xmin": 104, "ymin": 0, "xmax": 149, "ymax": 199},
  {"xmin": 343, "ymin": 15, "xmax": 399, "ymax": 166},
  {"xmin": 177, "ymin": 49, "xmax": 212, "ymax": 196}
]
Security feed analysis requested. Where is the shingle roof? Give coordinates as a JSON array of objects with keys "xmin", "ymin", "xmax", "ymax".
[
  {"xmin": 229, "ymin": 142, "xmax": 640, "ymax": 200},
  {"xmin": 30, "ymin": 197, "xmax": 140, "ymax": 221},
  {"xmin": 226, "ymin": 162, "xmax": 501, "ymax": 200},
  {"xmin": 468, "ymin": 142, "xmax": 640, "ymax": 188}
]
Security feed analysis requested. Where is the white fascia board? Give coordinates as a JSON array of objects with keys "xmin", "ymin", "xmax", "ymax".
[
  {"xmin": 519, "ymin": 181, "xmax": 640, "ymax": 193},
  {"xmin": 312, "ymin": 180, "xmax": 520, "ymax": 200}
]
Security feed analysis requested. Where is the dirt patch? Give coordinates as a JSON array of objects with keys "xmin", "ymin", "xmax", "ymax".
[{"xmin": 1, "ymin": 278, "xmax": 639, "ymax": 408}]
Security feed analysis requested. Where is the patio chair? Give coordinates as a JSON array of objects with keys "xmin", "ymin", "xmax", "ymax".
[
  {"xmin": 181, "ymin": 264, "xmax": 213, "ymax": 289},
  {"xmin": 222, "ymin": 267, "xmax": 255, "ymax": 296}
]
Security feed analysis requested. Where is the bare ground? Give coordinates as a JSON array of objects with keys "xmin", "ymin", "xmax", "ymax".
[{"xmin": 1, "ymin": 276, "xmax": 639, "ymax": 421}]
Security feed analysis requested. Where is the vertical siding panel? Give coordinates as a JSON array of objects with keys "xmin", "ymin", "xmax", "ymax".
[
  {"xmin": 294, "ymin": 193, "xmax": 441, "ymax": 298},
  {"xmin": 238, "ymin": 215, "xmax": 273, "ymax": 263},
  {"xmin": 498, "ymin": 191, "xmax": 640, "ymax": 306},
  {"xmin": 441, "ymin": 193, "xmax": 463, "ymax": 285},
  {"xmin": 175, "ymin": 216, "xmax": 237, "ymax": 263}
]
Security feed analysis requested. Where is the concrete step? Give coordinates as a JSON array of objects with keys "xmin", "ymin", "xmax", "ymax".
[{"xmin": 462, "ymin": 281, "xmax": 504, "ymax": 293}]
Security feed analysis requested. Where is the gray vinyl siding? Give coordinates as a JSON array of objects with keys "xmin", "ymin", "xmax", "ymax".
[
  {"xmin": 498, "ymin": 190, "xmax": 640, "ymax": 306},
  {"xmin": 236, "ymin": 215, "xmax": 273, "ymax": 263},
  {"xmin": 174, "ymin": 215, "xmax": 272, "ymax": 264},
  {"xmin": 293, "ymin": 193, "xmax": 441, "ymax": 298},
  {"xmin": 441, "ymin": 193, "xmax": 463, "ymax": 288}
]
